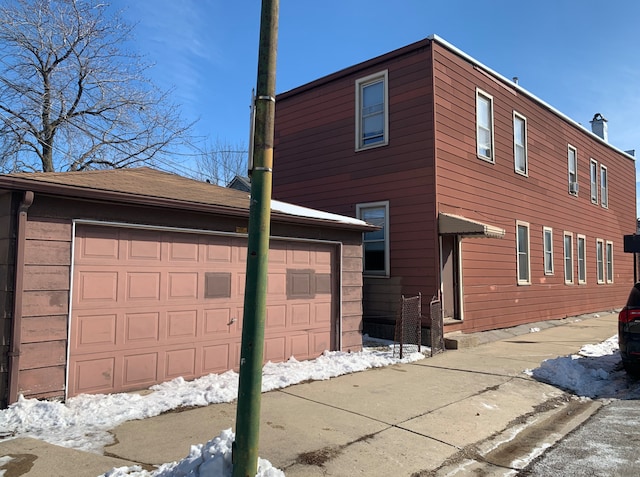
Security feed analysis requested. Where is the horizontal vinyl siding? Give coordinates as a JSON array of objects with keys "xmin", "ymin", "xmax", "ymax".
[
  {"xmin": 433, "ymin": 43, "xmax": 636, "ymax": 332},
  {"xmin": 274, "ymin": 45, "xmax": 439, "ymax": 313}
]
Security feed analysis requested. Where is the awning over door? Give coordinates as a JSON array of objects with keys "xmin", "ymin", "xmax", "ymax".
[{"xmin": 438, "ymin": 213, "xmax": 505, "ymax": 239}]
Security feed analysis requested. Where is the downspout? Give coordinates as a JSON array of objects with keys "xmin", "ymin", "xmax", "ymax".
[
  {"xmin": 430, "ymin": 41, "xmax": 442, "ymax": 306},
  {"xmin": 8, "ymin": 190, "xmax": 34, "ymax": 404}
]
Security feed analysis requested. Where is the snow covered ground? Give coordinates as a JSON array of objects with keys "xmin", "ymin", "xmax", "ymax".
[
  {"xmin": 0, "ymin": 342, "xmax": 424, "ymax": 477},
  {"xmin": 527, "ymin": 334, "xmax": 640, "ymax": 399},
  {"xmin": 0, "ymin": 333, "xmax": 635, "ymax": 477}
]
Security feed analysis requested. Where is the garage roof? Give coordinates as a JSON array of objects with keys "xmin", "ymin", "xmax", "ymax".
[{"xmin": 0, "ymin": 168, "xmax": 374, "ymax": 230}]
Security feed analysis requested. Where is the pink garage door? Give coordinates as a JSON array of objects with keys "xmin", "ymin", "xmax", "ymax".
[{"xmin": 68, "ymin": 225, "xmax": 336, "ymax": 397}]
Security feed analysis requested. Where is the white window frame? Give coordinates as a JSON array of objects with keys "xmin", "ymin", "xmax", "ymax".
[
  {"xmin": 600, "ymin": 165, "xmax": 608, "ymax": 209},
  {"xmin": 543, "ymin": 226, "xmax": 554, "ymax": 275},
  {"xmin": 355, "ymin": 70, "xmax": 389, "ymax": 151},
  {"xmin": 476, "ymin": 89, "xmax": 495, "ymax": 163},
  {"xmin": 606, "ymin": 240, "xmax": 614, "ymax": 283},
  {"xmin": 516, "ymin": 221, "xmax": 531, "ymax": 285},
  {"xmin": 356, "ymin": 201, "xmax": 390, "ymax": 277},
  {"xmin": 513, "ymin": 112, "xmax": 528, "ymax": 176},
  {"xmin": 590, "ymin": 159, "xmax": 598, "ymax": 204},
  {"xmin": 564, "ymin": 232, "xmax": 574, "ymax": 284},
  {"xmin": 568, "ymin": 145, "xmax": 578, "ymax": 195},
  {"xmin": 577, "ymin": 234, "xmax": 586, "ymax": 284},
  {"xmin": 596, "ymin": 238, "xmax": 605, "ymax": 284}
]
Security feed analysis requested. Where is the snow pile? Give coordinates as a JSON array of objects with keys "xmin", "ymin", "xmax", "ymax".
[
  {"xmin": 103, "ymin": 429, "xmax": 284, "ymax": 477},
  {"xmin": 527, "ymin": 335, "xmax": 640, "ymax": 399}
]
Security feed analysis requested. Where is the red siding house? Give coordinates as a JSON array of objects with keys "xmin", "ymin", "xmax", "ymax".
[{"xmin": 272, "ymin": 35, "xmax": 637, "ymax": 340}]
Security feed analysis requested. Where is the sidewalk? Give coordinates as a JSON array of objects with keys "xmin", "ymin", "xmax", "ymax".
[{"xmin": 0, "ymin": 312, "xmax": 619, "ymax": 476}]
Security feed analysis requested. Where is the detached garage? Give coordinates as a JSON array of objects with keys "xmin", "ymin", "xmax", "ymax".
[{"xmin": 0, "ymin": 168, "xmax": 371, "ymax": 407}]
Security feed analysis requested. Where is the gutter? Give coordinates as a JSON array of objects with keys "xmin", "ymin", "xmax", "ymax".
[
  {"xmin": 8, "ymin": 190, "xmax": 34, "ymax": 404},
  {"xmin": 427, "ymin": 34, "xmax": 635, "ymax": 162},
  {"xmin": 0, "ymin": 177, "xmax": 376, "ymax": 233}
]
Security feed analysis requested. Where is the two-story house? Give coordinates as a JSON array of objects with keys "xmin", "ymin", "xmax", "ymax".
[{"xmin": 272, "ymin": 35, "xmax": 637, "ymax": 339}]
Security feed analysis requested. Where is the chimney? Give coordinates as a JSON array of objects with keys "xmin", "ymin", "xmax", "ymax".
[{"xmin": 590, "ymin": 113, "xmax": 608, "ymax": 142}]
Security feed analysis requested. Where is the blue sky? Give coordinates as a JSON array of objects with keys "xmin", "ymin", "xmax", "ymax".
[{"xmin": 112, "ymin": 0, "xmax": 640, "ymax": 213}]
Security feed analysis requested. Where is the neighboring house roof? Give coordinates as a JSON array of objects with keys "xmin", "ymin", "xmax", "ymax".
[
  {"xmin": 0, "ymin": 167, "xmax": 373, "ymax": 230},
  {"xmin": 227, "ymin": 175, "xmax": 251, "ymax": 192}
]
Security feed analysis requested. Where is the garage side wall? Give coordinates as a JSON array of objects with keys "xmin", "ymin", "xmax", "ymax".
[
  {"xmin": 269, "ymin": 222, "xmax": 364, "ymax": 353},
  {"xmin": 339, "ymin": 242, "xmax": 364, "ymax": 352},
  {"xmin": 19, "ymin": 217, "xmax": 71, "ymax": 400},
  {"xmin": 12, "ymin": 195, "xmax": 364, "ymax": 401},
  {"xmin": 0, "ymin": 192, "xmax": 17, "ymax": 408}
]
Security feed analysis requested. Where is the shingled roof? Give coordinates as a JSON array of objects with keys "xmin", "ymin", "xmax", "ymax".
[{"xmin": 0, "ymin": 167, "xmax": 372, "ymax": 230}]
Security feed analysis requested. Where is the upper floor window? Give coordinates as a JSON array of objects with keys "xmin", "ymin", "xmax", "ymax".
[
  {"xmin": 476, "ymin": 89, "xmax": 494, "ymax": 162},
  {"xmin": 568, "ymin": 145, "xmax": 578, "ymax": 195},
  {"xmin": 543, "ymin": 226, "xmax": 554, "ymax": 275},
  {"xmin": 516, "ymin": 221, "xmax": 530, "ymax": 285},
  {"xmin": 590, "ymin": 159, "xmax": 598, "ymax": 204},
  {"xmin": 600, "ymin": 165, "xmax": 608, "ymax": 208},
  {"xmin": 357, "ymin": 201, "xmax": 390, "ymax": 276},
  {"xmin": 513, "ymin": 112, "xmax": 528, "ymax": 175},
  {"xmin": 355, "ymin": 71, "xmax": 388, "ymax": 150}
]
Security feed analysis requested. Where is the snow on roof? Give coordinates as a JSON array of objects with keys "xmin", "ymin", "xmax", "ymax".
[{"xmin": 271, "ymin": 199, "xmax": 369, "ymax": 226}]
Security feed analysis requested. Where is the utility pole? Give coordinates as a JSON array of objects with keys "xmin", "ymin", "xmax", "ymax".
[{"xmin": 232, "ymin": 1, "xmax": 278, "ymax": 476}]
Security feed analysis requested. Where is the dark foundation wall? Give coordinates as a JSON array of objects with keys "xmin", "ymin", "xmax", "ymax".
[{"xmin": 361, "ymin": 277, "xmax": 403, "ymax": 340}]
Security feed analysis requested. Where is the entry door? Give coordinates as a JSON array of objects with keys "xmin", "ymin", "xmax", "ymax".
[{"xmin": 441, "ymin": 235, "xmax": 461, "ymax": 320}]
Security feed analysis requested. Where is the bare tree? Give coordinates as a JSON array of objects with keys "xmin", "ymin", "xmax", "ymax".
[
  {"xmin": 0, "ymin": 0, "xmax": 195, "ymax": 172},
  {"xmin": 196, "ymin": 138, "xmax": 248, "ymax": 186}
]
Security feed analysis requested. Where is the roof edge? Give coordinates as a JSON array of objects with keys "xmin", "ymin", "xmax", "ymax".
[
  {"xmin": 278, "ymin": 38, "xmax": 432, "ymax": 100},
  {"xmin": 0, "ymin": 174, "xmax": 375, "ymax": 232},
  {"xmin": 0, "ymin": 175, "xmax": 250, "ymax": 216},
  {"xmin": 279, "ymin": 34, "xmax": 634, "ymax": 162},
  {"xmin": 428, "ymin": 34, "xmax": 635, "ymax": 161}
]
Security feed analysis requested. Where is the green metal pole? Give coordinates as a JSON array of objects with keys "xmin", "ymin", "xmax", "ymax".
[{"xmin": 232, "ymin": 1, "xmax": 278, "ymax": 476}]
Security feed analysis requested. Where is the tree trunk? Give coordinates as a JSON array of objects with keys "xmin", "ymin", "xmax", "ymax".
[
  {"xmin": 41, "ymin": 135, "xmax": 54, "ymax": 172},
  {"xmin": 41, "ymin": 72, "xmax": 54, "ymax": 172}
]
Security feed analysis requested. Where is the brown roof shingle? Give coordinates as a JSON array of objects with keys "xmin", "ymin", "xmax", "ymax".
[
  {"xmin": 2, "ymin": 167, "xmax": 251, "ymax": 209},
  {"xmin": 0, "ymin": 167, "xmax": 372, "ymax": 230}
]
